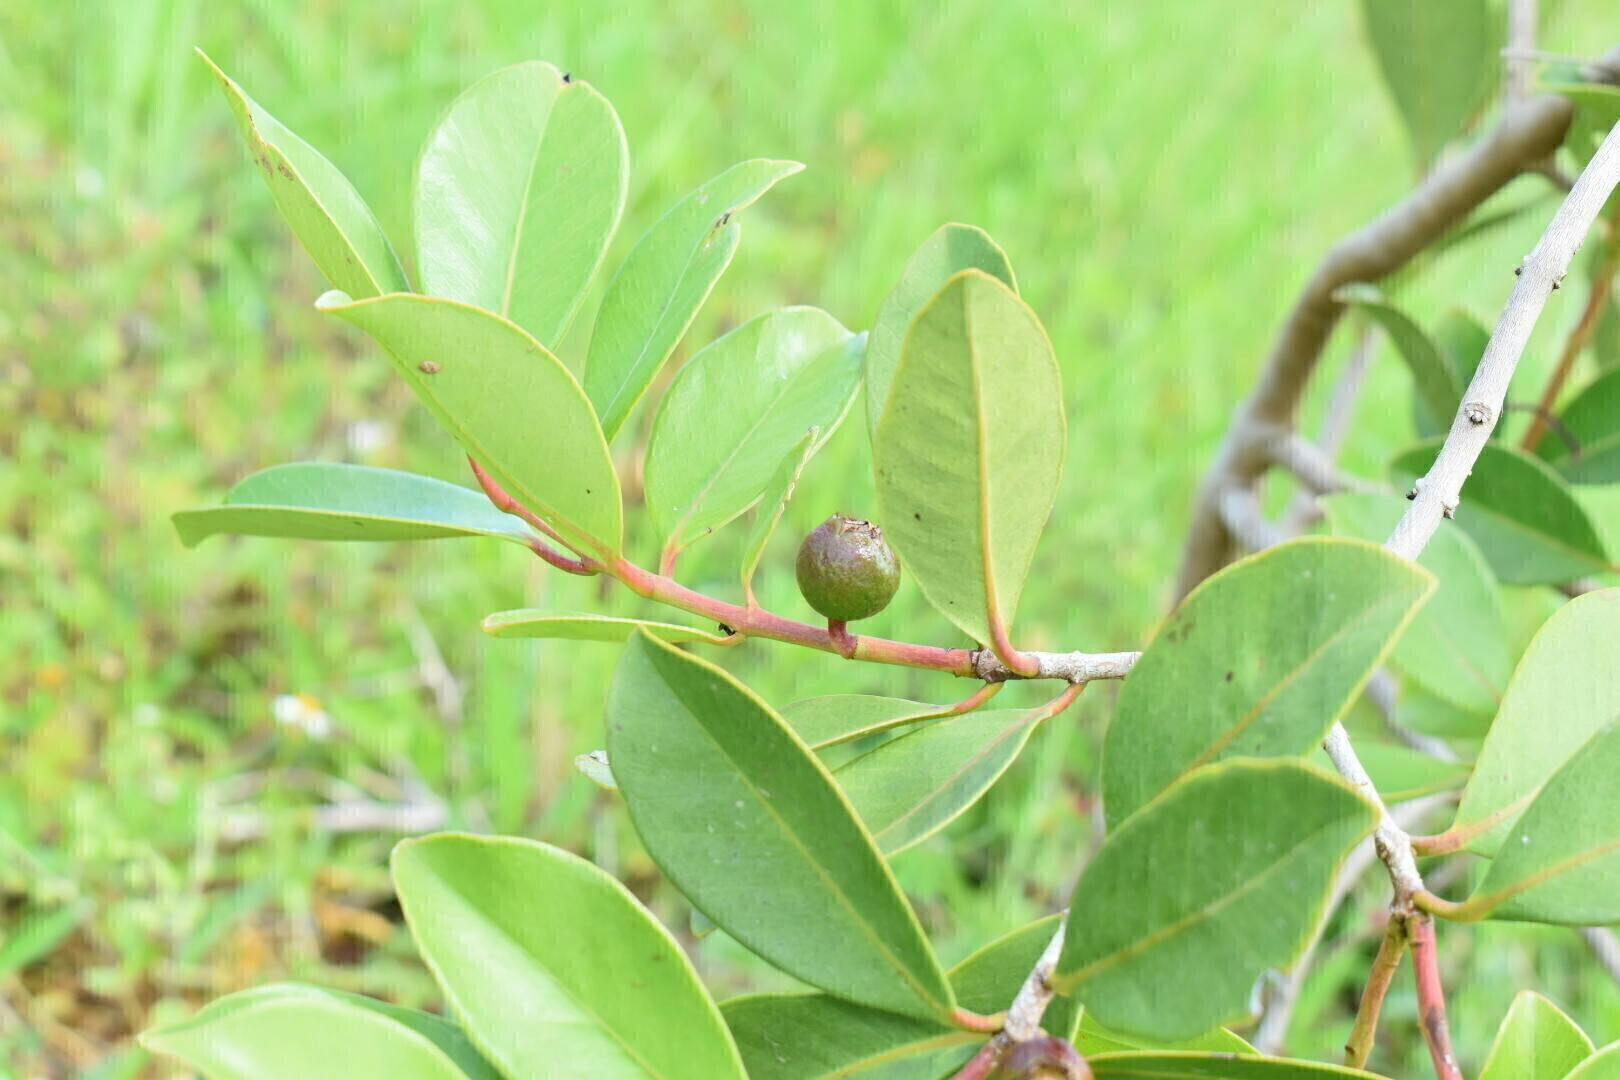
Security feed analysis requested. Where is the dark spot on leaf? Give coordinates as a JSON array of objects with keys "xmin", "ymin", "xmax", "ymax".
[
  {"xmin": 562, "ymin": 71, "xmax": 572, "ymax": 83},
  {"xmin": 913, "ymin": 512, "xmax": 921, "ymax": 521},
  {"xmin": 717, "ymin": 623, "xmax": 736, "ymax": 636},
  {"xmin": 1224, "ymin": 670, "xmax": 1233, "ymax": 683}
]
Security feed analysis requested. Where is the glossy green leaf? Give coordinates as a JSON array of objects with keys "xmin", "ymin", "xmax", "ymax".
[
  {"xmin": 948, "ymin": 915, "xmax": 1079, "ymax": 1040},
  {"xmin": 391, "ymin": 834, "xmax": 746, "ymax": 1080},
  {"xmin": 1090, "ymin": 1052, "xmax": 1391, "ymax": 1078},
  {"xmin": 865, "ymin": 223, "xmax": 1016, "ymax": 438},
  {"xmin": 874, "ymin": 270, "xmax": 1065, "ymax": 648},
  {"xmin": 173, "ymin": 463, "xmax": 531, "ymax": 548},
  {"xmin": 141, "ymin": 984, "xmax": 498, "ymax": 1080},
  {"xmin": 1541, "ymin": 367, "xmax": 1620, "ymax": 484},
  {"xmin": 1392, "ymin": 441, "xmax": 1610, "ymax": 584},
  {"xmin": 606, "ymin": 631, "xmax": 954, "ymax": 1021},
  {"xmin": 720, "ymin": 995, "xmax": 977, "ymax": 1080},
  {"xmin": 1453, "ymin": 590, "xmax": 1620, "ymax": 855},
  {"xmin": 415, "ymin": 61, "xmax": 627, "ymax": 348},
  {"xmin": 1478, "ymin": 991, "xmax": 1593, "ymax": 1080},
  {"xmin": 1322, "ymin": 493, "xmax": 1510, "ymax": 715},
  {"xmin": 740, "ymin": 430, "xmax": 817, "ymax": 603},
  {"xmin": 1055, "ymin": 759, "xmax": 1378, "ymax": 1040},
  {"xmin": 1102, "ymin": 537, "xmax": 1433, "ymax": 827},
  {"xmin": 1075, "ymin": 1013, "xmax": 1255, "ymax": 1059},
  {"xmin": 481, "ymin": 610, "xmax": 734, "ymax": 646},
  {"xmin": 834, "ymin": 704, "xmax": 1053, "ymax": 855},
  {"xmin": 585, "ymin": 159, "xmax": 804, "ymax": 440},
  {"xmin": 781, "ymin": 695, "xmax": 948, "ymax": 751},
  {"xmin": 1337, "ymin": 285, "xmax": 1459, "ymax": 436},
  {"xmin": 719, "ymin": 915, "xmax": 1082, "ymax": 1080},
  {"xmin": 1359, "ymin": 0, "xmax": 1499, "ymax": 170},
  {"xmin": 1469, "ymin": 720, "xmax": 1620, "ymax": 924},
  {"xmin": 644, "ymin": 308, "xmax": 859, "ymax": 554},
  {"xmin": 1568, "ymin": 1041, "xmax": 1620, "ymax": 1079},
  {"xmin": 319, "ymin": 293, "xmax": 621, "ymax": 554},
  {"xmin": 198, "ymin": 52, "xmax": 406, "ymax": 298}
]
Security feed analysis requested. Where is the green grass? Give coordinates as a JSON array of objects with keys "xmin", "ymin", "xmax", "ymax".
[{"xmin": 2, "ymin": 0, "xmax": 1618, "ymax": 1075}]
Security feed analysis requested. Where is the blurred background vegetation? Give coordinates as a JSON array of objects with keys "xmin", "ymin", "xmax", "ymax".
[{"xmin": 2, "ymin": 1, "xmax": 1618, "ymax": 1076}]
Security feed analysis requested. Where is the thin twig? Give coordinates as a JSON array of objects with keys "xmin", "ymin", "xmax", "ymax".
[
  {"xmin": 1580, "ymin": 926, "xmax": 1620, "ymax": 984},
  {"xmin": 1345, "ymin": 917, "xmax": 1409, "ymax": 1068},
  {"xmin": 1390, "ymin": 120, "xmax": 1620, "ymax": 560},
  {"xmin": 1506, "ymin": 0, "xmax": 1538, "ymax": 106}
]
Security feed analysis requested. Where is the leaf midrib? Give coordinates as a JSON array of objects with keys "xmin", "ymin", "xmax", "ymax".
[
  {"xmin": 861, "ymin": 713, "xmax": 1035, "ymax": 849},
  {"xmin": 671, "ymin": 688, "xmax": 949, "ymax": 1015},
  {"xmin": 1064, "ymin": 816, "xmax": 1353, "ymax": 986}
]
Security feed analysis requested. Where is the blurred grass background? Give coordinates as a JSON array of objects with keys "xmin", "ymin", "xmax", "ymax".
[{"xmin": 2, "ymin": 1, "xmax": 1618, "ymax": 1076}]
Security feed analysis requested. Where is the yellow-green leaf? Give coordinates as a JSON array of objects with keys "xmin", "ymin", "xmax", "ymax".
[
  {"xmin": 481, "ymin": 610, "xmax": 733, "ymax": 646},
  {"xmin": 319, "ymin": 292, "xmax": 622, "ymax": 555},
  {"xmin": 392, "ymin": 834, "xmax": 745, "ymax": 1080},
  {"xmin": 198, "ymin": 51, "xmax": 406, "ymax": 298},
  {"xmin": 874, "ymin": 269, "xmax": 1064, "ymax": 651},
  {"xmin": 1479, "ymin": 991, "xmax": 1593, "ymax": 1080}
]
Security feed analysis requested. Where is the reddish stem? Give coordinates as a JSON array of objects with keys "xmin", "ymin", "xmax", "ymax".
[
  {"xmin": 467, "ymin": 457, "xmax": 599, "ymax": 575},
  {"xmin": 827, "ymin": 618, "xmax": 859, "ymax": 659},
  {"xmin": 1344, "ymin": 916, "xmax": 1408, "ymax": 1069},
  {"xmin": 945, "ymin": 681, "xmax": 1004, "ymax": 715},
  {"xmin": 1409, "ymin": 914, "xmax": 1463, "ymax": 1080},
  {"xmin": 989, "ymin": 615, "xmax": 1041, "ymax": 677},
  {"xmin": 1001, "ymin": 1035, "xmax": 1092, "ymax": 1080},
  {"xmin": 948, "ymin": 1040, "xmax": 1005, "ymax": 1080},
  {"xmin": 952, "ymin": 1008, "xmax": 1005, "ymax": 1033}
]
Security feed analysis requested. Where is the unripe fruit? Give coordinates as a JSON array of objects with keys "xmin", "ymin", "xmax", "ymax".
[{"xmin": 795, "ymin": 514, "xmax": 901, "ymax": 622}]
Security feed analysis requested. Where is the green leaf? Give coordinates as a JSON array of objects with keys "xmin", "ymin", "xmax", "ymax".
[
  {"xmin": 1567, "ymin": 1041, "xmax": 1620, "ymax": 1079},
  {"xmin": 719, "ymin": 915, "xmax": 1081, "ymax": 1080},
  {"xmin": 1358, "ymin": 0, "xmax": 1500, "ymax": 170},
  {"xmin": 198, "ymin": 51, "xmax": 406, "ymax": 298},
  {"xmin": 481, "ymin": 610, "xmax": 734, "ymax": 646},
  {"xmin": 1468, "ymin": 720, "xmax": 1620, "ymax": 924},
  {"xmin": 644, "ymin": 308, "xmax": 860, "ymax": 555},
  {"xmin": 415, "ymin": 61, "xmax": 627, "ymax": 348},
  {"xmin": 865, "ymin": 224, "xmax": 1016, "ymax": 439},
  {"xmin": 173, "ymin": 463, "xmax": 531, "ymax": 548},
  {"xmin": 140, "ymin": 984, "xmax": 498, "ymax": 1080},
  {"xmin": 606, "ymin": 631, "xmax": 954, "ymax": 1021},
  {"xmin": 1075, "ymin": 1013, "xmax": 1255, "ymax": 1059},
  {"xmin": 781, "ymin": 695, "xmax": 950, "ymax": 751},
  {"xmin": 874, "ymin": 269, "xmax": 1065, "ymax": 650},
  {"xmin": 1392, "ymin": 441, "xmax": 1611, "ymax": 585},
  {"xmin": 1090, "ymin": 1052, "xmax": 1392, "ymax": 1078},
  {"xmin": 1453, "ymin": 590, "xmax": 1620, "ymax": 855},
  {"xmin": 721, "ymin": 994, "xmax": 977, "ymax": 1080},
  {"xmin": 740, "ymin": 430, "xmax": 817, "ymax": 604},
  {"xmin": 391, "ymin": 834, "xmax": 746, "ymax": 1080},
  {"xmin": 585, "ymin": 159, "xmax": 804, "ymax": 440},
  {"xmin": 318, "ymin": 293, "xmax": 621, "ymax": 555},
  {"xmin": 1055, "ymin": 759, "xmax": 1378, "ymax": 1040},
  {"xmin": 1478, "ymin": 991, "xmax": 1593, "ymax": 1080},
  {"xmin": 1102, "ymin": 537, "xmax": 1434, "ymax": 827},
  {"xmin": 1336, "ymin": 285, "xmax": 1460, "ymax": 436},
  {"xmin": 1322, "ymin": 493, "xmax": 1510, "ymax": 715},
  {"xmin": 834, "ymin": 702, "xmax": 1056, "ymax": 855},
  {"xmin": 1541, "ymin": 367, "xmax": 1620, "ymax": 484},
  {"xmin": 948, "ymin": 915, "xmax": 1079, "ymax": 1041}
]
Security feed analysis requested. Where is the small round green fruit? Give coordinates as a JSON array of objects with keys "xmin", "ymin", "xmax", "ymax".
[{"xmin": 795, "ymin": 514, "xmax": 901, "ymax": 622}]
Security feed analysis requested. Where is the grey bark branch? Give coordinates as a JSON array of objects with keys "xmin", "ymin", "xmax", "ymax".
[
  {"xmin": 1507, "ymin": 0, "xmax": 1538, "ymax": 106},
  {"xmin": 1390, "ymin": 120, "xmax": 1620, "ymax": 560},
  {"xmin": 972, "ymin": 649, "xmax": 1140, "ymax": 684},
  {"xmin": 1175, "ymin": 95, "xmax": 1573, "ymax": 600}
]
